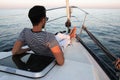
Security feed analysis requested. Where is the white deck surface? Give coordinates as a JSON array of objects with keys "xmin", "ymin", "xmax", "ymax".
[{"xmin": 0, "ymin": 39, "xmax": 110, "ymax": 80}]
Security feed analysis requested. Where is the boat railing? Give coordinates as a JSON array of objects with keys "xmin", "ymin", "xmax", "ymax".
[
  {"xmin": 76, "ymin": 35, "xmax": 118, "ymax": 80},
  {"xmin": 46, "ymin": 6, "xmax": 120, "ymax": 80},
  {"xmin": 78, "ymin": 25, "xmax": 120, "ymax": 80},
  {"xmin": 74, "ymin": 6, "xmax": 120, "ymax": 80}
]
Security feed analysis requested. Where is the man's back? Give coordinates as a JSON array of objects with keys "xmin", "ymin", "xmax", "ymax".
[{"xmin": 18, "ymin": 28, "xmax": 59, "ymax": 57}]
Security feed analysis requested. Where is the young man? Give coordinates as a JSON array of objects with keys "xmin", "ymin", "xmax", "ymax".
[{"xmin": 12, "ymin": 5, "xmax": 64, "ymax": 65}]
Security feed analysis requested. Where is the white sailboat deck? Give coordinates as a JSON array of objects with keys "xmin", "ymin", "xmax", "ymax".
[{"xmin": 0, "ymin": 39, "xmax": 110, "ymax": 80}]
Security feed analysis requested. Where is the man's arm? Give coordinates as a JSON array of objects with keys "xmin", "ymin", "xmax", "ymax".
[
  {"xmin": 50, "ymin": 45, "xmax": 64, "ymax": 66},
  {"xmin": 12, "ymin": 41, "xmax": 30, "ymax": 55}
]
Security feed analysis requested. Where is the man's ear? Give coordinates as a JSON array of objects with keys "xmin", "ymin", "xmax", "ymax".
[
  {"xmin": 41, "ymin": 18, "xmax": 46, "ymax": 28},
  {"xmin": 41, "ymin": 18, "xmax": 45, "ymax": 23}
]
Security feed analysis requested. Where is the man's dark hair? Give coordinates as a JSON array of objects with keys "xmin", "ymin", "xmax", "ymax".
[{"xmin": 28, "ymin": 5, "xmax": 46, "ymax": 26}]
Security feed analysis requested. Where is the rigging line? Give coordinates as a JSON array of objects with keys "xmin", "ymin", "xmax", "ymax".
[
  {"xmin": 82, "ymin": 14, "xmax": 88, "ymax": 25},
  {"xmin": 71, "ymin": 6, "xmax": 89, "ymax": 14},
  {"xmin": 79, "ymin": 14, "xmax": 88, "ymax": 35},
  {"xmin": 46, "ymin": 15, "xmax": 82, "ymax": 28},
  {"xmin": 47, "ymin": 15, "xmax": 80, "ymax": 23},
  {"xmin": 83, "ymin": 26, "xmax": 118, "ymax": 61},
  {"xmin": 100, "ymin": 56, "xmax": 116, "ymax": 74},
  {"xmin": 98, "ymin": 55, "xmax": 116, "ymax": 74},
  {"xmin": 76, "ymin": 35, "xmax": 118, "ymax": 80},
  {"xmin": 100, "ymin": 58, "xmax": 118, "ymax": 80},
  {"xmin": 46, "ymin": 6, "xmax": 89, "ymax": 14},
  {"xmin": 47, "ymin": 16, "xmax": 67, "ymax": 23},
  {"xmin": 87, "ymin": 30, "xmax": 117, "ymax": 61},
  {"xmin": 47, "ymin": 6, "xmax": 66, "ymax": 11}
]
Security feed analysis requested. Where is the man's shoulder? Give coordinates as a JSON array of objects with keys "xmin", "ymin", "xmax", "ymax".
[
  {"xmin": 45, "ymin": 31, "xmax": 54, "ymax": 36},
  {"xmin": 23, "ymin": 28, "xmax": 31, "ymax": 31},
  {"xmin": 20, "ymin": 28, "xmax": 31, "ymax": 33},
  {"xmin": 44, "ymin": 32, "xmax": 56, "ymax": 41}
]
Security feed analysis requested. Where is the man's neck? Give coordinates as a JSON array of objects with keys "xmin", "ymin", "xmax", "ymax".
[{"xmin": 32, "ymin": 25, "xmax": 42, "ymax": 32}]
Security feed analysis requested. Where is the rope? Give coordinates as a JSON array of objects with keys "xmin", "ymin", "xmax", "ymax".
[
  {"xmin": 79, "ymin": 14, "xmax": 88, "ymax": 34},
  {"xmin": 83, "ymin": 25, "xmax": 118, "ymax": 61},
  {"xmin": 71, "ymin": 6, "xmax": 89, "ymax": 14},
  {"xmin": 47, "ymin": 6, "xmax": 66, "ymax": 11},
  {"xmin": 47, "ymin": 15, "xmax": 79, "ymax": 23},
  {"xmin": 47, "ymin": 16, "xmax": 66, "ymax": 23},
  {"xmin": 77, "ymin": 35, "xmax": 118, "ymax": 79},
  {"xmin": 100, "ymin": 57, "xmax": 118, "ymax": 80}
]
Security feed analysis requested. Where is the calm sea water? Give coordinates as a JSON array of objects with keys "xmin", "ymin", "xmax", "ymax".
[{"xmin": 0, "ymin": 9, "xmax": 120, "ymax": 70}]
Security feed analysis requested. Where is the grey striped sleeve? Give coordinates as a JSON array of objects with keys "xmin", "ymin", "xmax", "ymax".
[
  {"xmin": 47, "ymin": 33, "xmax": 59, "ymax": 48},
  {"xmin": 17, "ymin": 29, "xmax": 25, "ymax": 42}
]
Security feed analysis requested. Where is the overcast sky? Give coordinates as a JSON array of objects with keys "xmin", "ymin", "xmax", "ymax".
[{"xmin": 0, "ymin": 0, "xmax": 120, "ymax": 9}]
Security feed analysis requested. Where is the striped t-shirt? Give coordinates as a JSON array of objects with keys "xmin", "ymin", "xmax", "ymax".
[{"xmin": 17, "ymin": 28, "xmax": 59, "ymax": 57}]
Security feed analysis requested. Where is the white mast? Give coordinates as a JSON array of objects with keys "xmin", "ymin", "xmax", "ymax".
[
  {"xmin": 65, "ymin": 0, "xmax": 71, "ymax": 33},
  {"xmin": 66, "ymin": 0, "xmax": 70, "ymax": 20}
]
